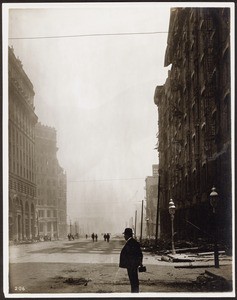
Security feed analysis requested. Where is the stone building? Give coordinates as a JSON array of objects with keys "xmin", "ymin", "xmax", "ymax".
[
  {"xmin": 145, "ymin": 165, "xmax": 159, "ymax": 238},
  {"xmin": 57, "ymin": 166, "xmax": 67, "ymax": 238},
  {"xmin": 35, "ymin": 122, "xmax": 67, "ymax": 239},
  {"xmin": 9, "ymin": 46, "xmax": 38, "ymax": 241},
  {"xmin": 154, "ymin": 8, "xmax": 231, "ymax": 245}
]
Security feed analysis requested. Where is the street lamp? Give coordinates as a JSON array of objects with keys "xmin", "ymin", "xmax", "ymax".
[
  {"xmin": 169, "ymin": 199, "xmax": 176, "ymax": 255},
  {"xmin": 146, "ymin": 218, "xmax": 150, "ymax": 240},
  {"xmin": 209, "ymin": 186, "xmax": 219, "ymax": 268}
]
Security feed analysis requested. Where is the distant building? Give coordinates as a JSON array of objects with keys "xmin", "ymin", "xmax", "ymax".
[
  {"xmin": 154, "ymin": 8, "xmax": 231, "ymax": 244},
  {"xmin": 152, "ymin": 164, "xmax": 159, "ymax": 176},
  {"xmin": 145, "ymin": 165, "xmax": 159, "ymax": 238},
  {"xmin": 8, "ymin": 46, "xmax": 38, "ymax": 241},
  {"xmin": 35, "ymin": 122, "xmax": 67, "ymax": 239}
]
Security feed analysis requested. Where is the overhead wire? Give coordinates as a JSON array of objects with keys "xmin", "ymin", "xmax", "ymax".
[
  {"xmin": 8, "ymin": 31, "xmax": 168, "ymax": 40},
  {"xmin": 8, "ymin": 29, "xmax": 219, "ymax": 40},
  {"xmin": 68, "ymin": 177, "xmax": 145, "ymax": 183}
]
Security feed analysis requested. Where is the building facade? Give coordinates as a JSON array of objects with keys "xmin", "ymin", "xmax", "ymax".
[
  {"xmin": 35, "ymin": 122, "xmax": 67, "ymax": 239},
  {"xmin": 9, "ymin": 46, "xmax": 38, "ymax": 241},
  {"xmin": 145, "ymin": 165, "xmax": 159, "ymax": 238},
  {"xmin": 154, "ymin": 8, "xmax": 231, "ymax": 245}
]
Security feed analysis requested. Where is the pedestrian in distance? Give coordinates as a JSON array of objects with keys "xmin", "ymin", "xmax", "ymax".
[
  {"xmin": 91, "ymin": 233, "xmax": 95, "ymax": 242},
  {"xmin": 95, "ymin": 234, "xmax": 98, "ymax": 241},
  {"xmin": 106, "ymin": 233, "xmax": 110, "ymax": 242},
  {"xmin": 86, "ymin": 234, "xmax": 88, "ymax": 239},
  {"xmin": 104, "ymin": 234, "xmax": 107, "ymax": 241},
  {"xmin": 119, "ymin": 228, "xmax": 143, "ymax": 293}
]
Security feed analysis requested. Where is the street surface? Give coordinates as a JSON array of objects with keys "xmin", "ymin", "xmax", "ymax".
[{"xmin": 7, "ymin": 238, "xmax": 232, "ymax": 295}]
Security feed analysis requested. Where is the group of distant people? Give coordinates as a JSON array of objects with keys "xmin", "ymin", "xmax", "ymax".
[
  {"xmin": 67, "ymin": 233, "xmax": 79, "ymax": 241},
  {"xmin": 84, "ymin": 232, "xmax": 110, "ymax": 242},
  {"xmin": 67, "ymin": 233, "xmax": 74, "ymax": 241},
  {"xmin": 103, "ymin": 233, "xmax": 110, "ymax": 242},
  {"xmin": 91, "ymin": 233, "xmax": 98, "ymax": 242}
]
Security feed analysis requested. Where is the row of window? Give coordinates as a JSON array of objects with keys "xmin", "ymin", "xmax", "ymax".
[
  {"xmin": 168, "ymin": 164, "xmax": 208, "ymax": 201},
  {"xmin": 9, "ymin": 179, "xmax": 36, "ymax": 197},
  {"xmin": 37, "ymin": 178, "xmax": 57, "ymax": 186},
  {"xmin": 9, "ymin": 123, "xmax": 34, "ymax": 153},
  {"xmin": 9, "ymin": 143, "xmax": 33, "ymax": 167},
  {"xmin": 9, "ymin": 159, "xmax": 34, "ymax": 182},
  {"xmin": 38, "ymin": 221, "xmax": 57, "ymax": 232},
  {"xmin": 37, "ymin": 188, "xmax": 57, "ymax": 197},
  {"xmin": 9, "ymin": 97, "xmax": 35, "ymax": 138},
  {"xmin": 37, "ymin": 197, "xmax": 57, "ymax": 206},
  {"xmin": 38, "ymin": 209, "xmax": 57, "ymax": 218}
]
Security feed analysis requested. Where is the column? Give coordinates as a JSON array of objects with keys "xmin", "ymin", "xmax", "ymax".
[
  {"xmin": 28, "ymin": 202, "xmax": 32, "ymax": 239},
  {"xmin": 22, "ymin": 205, "xmax": 26, "ymax": 240},
  {"xmin": 51, "ymin": 222, "xmax": 54, "ymax": 239},
  {"xmin": 14, "ymin": 214, "xmax": 18, "ymax": 241}
]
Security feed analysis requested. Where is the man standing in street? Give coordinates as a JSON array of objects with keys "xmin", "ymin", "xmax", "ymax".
[{"xmin": 119, "ymin": 228, "xmax": 143, "ymax": 293}]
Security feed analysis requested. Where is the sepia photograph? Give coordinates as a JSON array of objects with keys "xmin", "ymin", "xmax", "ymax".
[{"xmin": 2, "ymin": 2, "xmax": 235, "ymax": 298}]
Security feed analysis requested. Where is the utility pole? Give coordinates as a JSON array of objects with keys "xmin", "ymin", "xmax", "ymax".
[
  {"xmin": 140, "ymin": 200, "xmax": 144, "ymax": 243},
  {"xmin": 75, "ymin": 221, "xmax": 77, "ymax": 235},
  {"xmin": 155, "ymin": 175, "xmax": 160, "ymax": 245}
]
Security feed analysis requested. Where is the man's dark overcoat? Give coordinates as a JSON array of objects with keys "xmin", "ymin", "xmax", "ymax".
[{"xmin": 119, "ymin": 237, "xmax": 143, "ymax": 269}]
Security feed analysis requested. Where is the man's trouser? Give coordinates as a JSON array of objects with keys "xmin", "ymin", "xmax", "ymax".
[{"xmin": 127, "ymin": 267, "xmax": 139, "ymax": 293}]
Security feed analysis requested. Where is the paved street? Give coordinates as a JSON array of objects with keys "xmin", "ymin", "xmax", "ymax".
[
  {"xmin": 8, "ymin": 238, "xmax": 233, "ymax": 295},
  {"xmin": 10, "ymin": 237, "xmax": 161, "ymax": 265}
]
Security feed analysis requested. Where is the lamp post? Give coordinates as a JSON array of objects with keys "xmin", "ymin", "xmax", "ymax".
[
  {"xmin": 209, "ymin": 186, "xmax": 219, "ymax": 268},
  {"xmin": 169, "ymin": 199, "xmax": 176, "ymax": 255},
  {"xmin": 146, "ymin": 218, "xmax": 150, "ymax": 240}
]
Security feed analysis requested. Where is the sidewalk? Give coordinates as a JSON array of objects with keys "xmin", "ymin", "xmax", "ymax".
[
  {"xmin": 160, "ymin": 252, "xmax": 233, "ymax": 291},
  {"xmin": 205, "ymin": 264, "xmax": 233, "ymax": 283}
]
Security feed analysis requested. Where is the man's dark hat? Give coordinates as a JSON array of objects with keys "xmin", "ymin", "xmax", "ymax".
[{"xmin": 123, "ymin": 228, "xmax": 133, "ymax": 236}]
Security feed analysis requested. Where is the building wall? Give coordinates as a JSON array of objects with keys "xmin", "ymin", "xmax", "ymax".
[
  {"xmin": 145, "ymin": 172, "xmax": 159, "ymax": 238},
  {"xmin": 57, "ymin": 166, "xmax": 67, "ymax": 238},
  {"xmin": 154, "ymin": 8, "xmax": 231, "ymax": 244},
  {"xmin": 35, "ymin": 122, "xmax": 67, "ymax": 239},
  {"xmin": 9, "ymin": 46, "xmax": 38, "ymax": 241}
]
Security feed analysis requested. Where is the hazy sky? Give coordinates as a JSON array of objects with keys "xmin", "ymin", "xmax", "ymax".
[{"xmin": 6, "ymin": 3, "xmax": 171, "ymax": 234}]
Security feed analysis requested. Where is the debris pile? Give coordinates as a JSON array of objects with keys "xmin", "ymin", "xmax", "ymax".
[
  {"xmin": 195, "ymin": 271, "xmax": 232, "ymax": 292},
  {"xmin": 63, "ymin": 277, "xmax": 90, "ymax": 286}
]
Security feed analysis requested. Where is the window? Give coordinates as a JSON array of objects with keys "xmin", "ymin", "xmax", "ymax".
[
  {"xmin": 53, "ymin": 222, "xmax": 57, "ymax": 231},
  {"xmin": 39, "ymin": 210, "xmax": 44, "ymax": 218},
  {"xmin": 39, "ymin": 223, "xmax": 44, "ymax": 232},
  {"xmin": 47, "ymin": 222, "xmax": 51, "ymax": 231}
]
